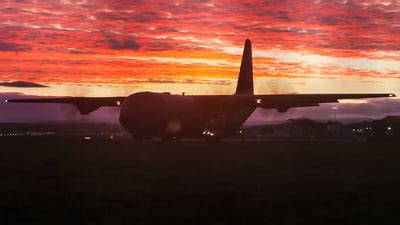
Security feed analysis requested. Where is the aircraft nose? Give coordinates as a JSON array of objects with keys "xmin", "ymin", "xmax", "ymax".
[{"xmin": 119, "ymin": 93, "xmax": 168, "ymax": 134}]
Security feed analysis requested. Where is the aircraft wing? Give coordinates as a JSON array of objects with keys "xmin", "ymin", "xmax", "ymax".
[
  {"xmin": 6, "ymin": 93, "xmax": 395, "ymax": 115},
  {"xmin": 254, "ymin": 93, "xmax": 396, "ymax": 112},
  {"xmin": 6, "ymin": 97, "xmax": 126, "ymax": 115}
]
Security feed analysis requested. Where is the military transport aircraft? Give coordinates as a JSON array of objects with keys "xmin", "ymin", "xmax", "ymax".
[{"xmin": 6, "ymin": 39, "xmax": 396, "ymax": 140}]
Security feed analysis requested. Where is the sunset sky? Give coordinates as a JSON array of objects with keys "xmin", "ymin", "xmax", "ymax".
[{"xmin": 1, "ymin": 0, "xmax": 400, "ymax": 97}]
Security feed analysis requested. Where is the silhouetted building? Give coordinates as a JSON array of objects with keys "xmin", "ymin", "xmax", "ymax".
[
  {"xmin": 368, "ymin": 116, "xmax": 400, "ymax": 141},
  {"xmin": 241, "ymin": 116, "xmax": 400, "ymax": 142}
]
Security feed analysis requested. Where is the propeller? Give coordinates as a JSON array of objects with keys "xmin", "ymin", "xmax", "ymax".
[
  {"xmin": 104, "ymin": 86, "xmax": 132, "ymax": 117},
  {"xmin": 260, "ymin": 78, "xmax": 296, "ymax": 94},
  {"xmin": 59, "ymin": 85, "xmax": 92, "ymax": 121},
  {"xmin": 258, "ymin": 78, "xmax": 297, "ymax": 122}
]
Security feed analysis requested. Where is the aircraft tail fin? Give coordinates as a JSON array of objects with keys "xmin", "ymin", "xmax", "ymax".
[{"xmin": 235, "ymin": 39, "xmax": 254, "ymax": 95}]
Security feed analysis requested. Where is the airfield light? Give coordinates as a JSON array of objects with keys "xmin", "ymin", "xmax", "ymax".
[
  {"xmin": 84, "ymin": 136, "xmax": 92, "ymax": 140},
  {"xmin": 116, "ymin": 101, "xmax": 121, "ymax": 106},
  {"xmin": 256, "ymin": 98, "xmax": 262, "ymax": 104},
  {"xmin": 4, "ymin": 99, "xmax": 8, "ymax": 103},
  {"xmin": 210, "ymin": 132, "xmax": 214, "ymax": 136},
  {"xmin": 387, "ymin": 126, "xmax": 392, "ymax": 131},
  {"xmin": 389, "ymin": 94, "xmax": 395, "ymax": 97},
  {"xmin": 331, "ymin": 106, "xmax": 338, "ymax": 121}
]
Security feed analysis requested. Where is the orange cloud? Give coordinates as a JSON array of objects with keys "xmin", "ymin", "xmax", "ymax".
[{"xmin": 0, "ymin": 0, "xmax": 399, "ymax": 95}]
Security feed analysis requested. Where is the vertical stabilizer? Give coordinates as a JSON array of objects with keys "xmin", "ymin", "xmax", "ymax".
[{"xmin": 235, "ymin": 39, "xmax": 254, "ymax": 95}]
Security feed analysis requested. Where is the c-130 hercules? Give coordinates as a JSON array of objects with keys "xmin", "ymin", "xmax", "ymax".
[{"xmin": 7, "ymin": 39, "xmax": 396, "ymax": 140}]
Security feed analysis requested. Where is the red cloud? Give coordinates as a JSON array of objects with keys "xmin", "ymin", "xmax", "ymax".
[{"xmin": 0, "ymin": 0, "xmax": 399, "ymax": 91}]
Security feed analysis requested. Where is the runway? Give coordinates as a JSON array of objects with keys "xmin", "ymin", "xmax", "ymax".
[{"xmin": 1, "ymin": 138, "xmax": 400, "ymax": 224}]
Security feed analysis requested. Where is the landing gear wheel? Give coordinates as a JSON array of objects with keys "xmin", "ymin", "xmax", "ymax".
[
  {"xmin": 161, "ymin": 136, "xmax": 182, "ymax": 141},
  {"xmin": 205, "ymin": 138, "xmax": 221, "ymax": 143},
  {"xmin": 132, "ymin": 135, "xmax": 143, "ymax": 140}
]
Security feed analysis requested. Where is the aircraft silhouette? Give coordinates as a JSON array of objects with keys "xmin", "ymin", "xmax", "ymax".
[{"xmin": 7, "ymin": 39, "xmax": 396, "ymax": 140}]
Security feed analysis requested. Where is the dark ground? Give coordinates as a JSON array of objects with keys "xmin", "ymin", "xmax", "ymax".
[{"xmin": 1, "ymin": 138, "xmax": 400, "ymax": 225}]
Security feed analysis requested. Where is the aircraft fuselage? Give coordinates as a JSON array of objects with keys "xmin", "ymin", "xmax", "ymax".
[{"xmin": 119, "ymin": 92, "xmax": 255, "ymax": 140}]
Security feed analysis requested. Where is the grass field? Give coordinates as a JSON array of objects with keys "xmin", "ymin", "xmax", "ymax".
[{"xmin": 1, "ymin": 138, "xmax": 400, "ymax": 225}]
